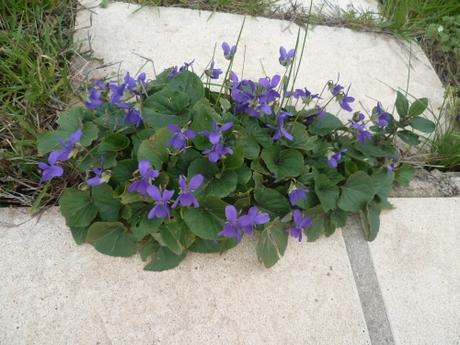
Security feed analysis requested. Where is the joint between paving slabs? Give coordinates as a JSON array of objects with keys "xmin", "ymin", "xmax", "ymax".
[{"xmin": 341, "ymin": 216, "xmax": 396, "ymax": 345}]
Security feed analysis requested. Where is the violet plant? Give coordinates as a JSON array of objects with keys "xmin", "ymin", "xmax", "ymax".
[{"xmin": 36, "ymin": 36, "xmax": 435, "ymax": 271}]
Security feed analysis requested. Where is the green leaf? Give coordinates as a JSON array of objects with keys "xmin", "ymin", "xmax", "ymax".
[
  {"xmin": 132, "ymin": 216, "xmax": 163, "ymax": 240},
  {"xmin": 241, "ymin": 117, "xmax": 273, "ymax": 148},
  {"xmin": 159, "ymin": 221, "xmax": 187, "ymax": 255},
  {"xmin": 69, "ymin": 226, "xmax": 88, "ymax": 245},
  {"xmin": 397, "ymin": 130, "xmax": 420, "ymax": 145},
  {"xmin": 112, "ymin": 159, "xmax": 138, "ymax": 184},
  {"xmin": 167, "ymin": 71, "xmax": 204, "ymax": 105},
  {"xmin": 361, "ymin": 201, "xmax": 381, "ymax": 241},
  {"xmin": 203, "ymin": 170, "xmax": 238, "ymax": 198},
  {"xmin": 409, "ymin": 117, "xmax": 436, "ymax": 133},
  {"xmin": 261, "ymin": 147, "xmax": 304, "ymax": 181},
  {"xmin": 188, "ymin": 157, "xmax": 219, "ymax": 179},
  {"xmin": 144, "ymin": 247, "xmax": 186, "ymax": 271},
  {"xmin": 288, "ymin": 122, "xmax": 318, "ymax": 151},
  {"xmin": 256, "ymin": 219, "xmax": 288, "ymax": 268},
  {"xmin": 143, "ymin": 88, "xmax": 190, "ymax": 129},
  {"xmin": 371, "ymin": 169, "xmax": 394, "ymax": 199},
  {"xmin": 395, "ymin": 91, "xmax": 409, "ymax": 118},
  {"xmin": 137, "ymin": 128, "xmax": 171, "ymax": 169},
  {"xmin": 355, "ymin": 143, "xmax": 391, "ymax": 158},
  {"xmin": 59, "ymin": 188, "xmax": 97, "ymax": 227},
  {"xmin": 395, "ymin": 164, "xmax": 415, "ymax": 186},
  {"xmin": 86, "ymin": 222, "xmax": 137, "ymax": 257},
  {"xmin": 337, "ymin": 172, "xmax": 374, "ymax": 212},
  {"xmin": 98, "ymin": 133, "xmax": 129, "ymax": 152},
  {"xmin": 240, "ymin": 132, "xmax": 260, "ymax": 159},
  {"xmin": 408, "ymin": 98, "xmax": 428, "ymax": 117},
  {"xmin": 190, "ymin": 98, "xmax": 219, "ymax": 131},
  {"xmin": 36, "ymin": 121, "xmax": 99, "ymax": 155},
  {"xmin": 189, "ymin": 238, "xmax": 221, "ymax": 253},
  {"xmin": 139, "ymin": 238, "xmax": 160, "ymax": 261},
  {"xmin": 314, "ymin": 174, "xmax": 340, "ymax": 212},
  {"xmin": 92, "ymin": 184, "xmax": 122, "ymax": 221},
  {"xmin": 224, "ymin": 144, "xmax": 244, "ymax": 170},
  {"xmin": 182, "ymin": 197, "xmax": 226, "ymax": 240},
  {"xmin": 309, "ymin": 113, "xmax": 343, "ymax": 136},
  {"xmin": 254, "ymin": 186, "xmax": 290, "ymax": 217}
]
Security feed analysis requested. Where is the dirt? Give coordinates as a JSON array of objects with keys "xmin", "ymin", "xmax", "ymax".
[{"xmin": 391, "ymin": 169, "xmax": 460, "ymax": 197}]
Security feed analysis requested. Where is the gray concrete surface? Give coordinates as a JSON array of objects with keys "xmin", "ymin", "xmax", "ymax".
[
  {"xmin": 0, "ymin": 207, "xmax": 370, "ymax": 345},
  {"xmin": 74, "ymin": 1, "xmax": 444, "ymax": 123},
  {"xmin": 369, "ymin": 198, "xmax": 460, "ymax": 345}
]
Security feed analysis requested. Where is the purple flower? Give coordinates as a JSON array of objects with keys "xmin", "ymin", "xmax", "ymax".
[
  {"xmin": 202, "ymin": 143, "xmax": 233, "ymax": 163},
  {"xmin": 203, "ymin": 121, "xmax": 233, "ymax": 145},
  {"xmin": 125, "ymin": 108, "xmax": 143, "ymax": 127},
  {"xmin": 167, "ymin": 124, "xmax": 197, "ymax": 150},
  {"xmin": 374, "ymin": 102, "xmax": 391, "ymax": 129},
  {"xmin": 205, "ymin": 61, "xmax": 222, "ymax": 79},
  {"xmin": 327, "ymin": 148, "xmax": 347, "ymax": 169},
  {"xmin": 279, "ymin": 46, "xmax": 295, "ymax": 66},
  {"xmin": 38, "ymin": 153, "xmax": 63, "ymax": 183},
  {"xmin": 54, "ymin": 129, "xmax": 82, "ymax": 162},
  {"xmin": 124, "ymin": 72, "xmax": 137, "ymax": 91},
  {"xmin": 338, "ymin": 86, "xmax": 355, "ymax": 112},
  {"xmin": 238, "ymin": 207, "xmax": 270, "ymax": 235},
  {"xmin": 286, "ymin": 88, "xmax": 319, "ymax": 103},
  {"xmin": 288, "ymin": 209, "xmax": 313, "ymax": 242},
  {"xmin": 330, "ymin": 83, "xmax": 343, "ymax": 96},
  {"xmin": 288, "ymin": 187, "xmax": 309, "ymax": 205},
  {"xmin": 387, "ymin": 157, "xmax": 398, "ymax": 172},
  {"xmin": 351, "ymin": 121, "xmax": 372, "ymax": 143},
  {"xmin": 218, "ymin": 205, "xmax": 244, "ymax": 242},
  {"xmin": 222, "ymin": 42, "xmax": 237, "ymax": 60},
  {"xmin": 229, "ymin": 72, "xmax": 281, "ymax": 117},
  {"xmin": 128, "ymin": 160, "xmax": 159, "ymax": 196},
  {"xmin": 109, "ymin": 83, "xmax": 130, "ymax": 109},
  {"xmin": 147, "ymin": 185, "xmax": 174, "ymax": 219},
  {"xmin": 271, "ymin": 111, "xmax": 293, "ymax": 141},
  {"xmin": 87, "ymin": 168, "xmax": 104, "ymax": 186},
  {"xmin": 172, "ymin": 174, "xmax": 204, "ymax": 208},
  {"xmin": 85, "ymin": 88, "xmax": 103, "ymax": 110}
]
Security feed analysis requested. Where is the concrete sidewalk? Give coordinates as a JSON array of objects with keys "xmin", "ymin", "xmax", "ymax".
[
  {"xmin": 1, "ymin": 198, "xmax": 459, "ymax": 344},
  {"xmin": 74, "ymin": 1, "xmax": 444, "ymax": 123}
]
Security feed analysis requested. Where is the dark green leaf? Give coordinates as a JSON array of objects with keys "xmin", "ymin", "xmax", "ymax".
[
  {"xmin": 144, "ymin": 247, "xmax": 186, "ymax": 271},
  {"xmin": 132, "ymin": 216, "xmax": 163, "ymax": 240},
  {"xmin": 203, "ymin": 170, "xmax": 238, "ymax": 198},
  {"xmin": 397, "ymin": 130, "xmax": 420, "ymax": 145},
  {"xmin": 59, "ymin": 188, "xmax": 97, "ymax": 227},
  {"xmin": 92, "ymin": 184, "xmax": 122, "ymax": 221},
  {"xmin": 409, "ymin": 117, "xmax": 436, "ymax": 133},
  {"xmin": 182, "ymin": 199, "xmax": 225, "ymax": 240},
  {"xmin": 159, "ymin": 221, "xmax": 187, "ymax": 255},
  {"xmin": 395, "ymin": 164, "xmax": 415, "ymax": 186},
  {"xmin": 337, "ymin": 172, "xmax": 374, "ymax": 212},
  {"xmin": 309, "ymin": 113, "xmax": 343, "ymax": 136},
  {"xmin": 314, "ymin": 174, "xmax": 339, "ymax": 212},
  {"xmin": 98, "ymin": 133, "xmax": 130, "ymax": 152},
  {"xmin": 167, "ymin": 71, "xmax": 204, "ymax": 105},
  {"xmin": 254, "ymin": 186, "xmax": 290, "ymax": 217},
  {"xmin": 256, "ymin": 219, "xmax": 288, "ymax": 268},
  {"xmin": 395, "ymin": 91, "xmax": 409, "ymax": 118},
  {"xmin": 361, "ymin": 201, "xmax": 381, "ymax": 241},
  {"xmin": 86, "ymin": 222, "xmax": 137, "ymax": 257},
  {"xmin": 408, "ymin": 98, "xmax": 428, "ymax": 117},
  {"xmin": 371, "ymin": 169, "xmax": 394, "ymax": 199},
  {"xmin": 69, "ymin": 226, "xmax": 88, "ymax": 245},
  {"xmin": 287, "ymin": 122, "xmax": 318, "ymax": 151},
  {"xmin": 112, "ymin": 159, "xmax": 138, "ymax": 184}
]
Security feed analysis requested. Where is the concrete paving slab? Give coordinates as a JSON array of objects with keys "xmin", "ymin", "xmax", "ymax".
[
  {"xmin": 369, "ymin": 198, "xmax": 460, "ymax": 344},
  {"xmin": 0, "ymin": 207, "xmax": 370, "ymax": 345},
  {"xmin": 74, "ymin": 2, "xmax": 444, "ymax": 122}
]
